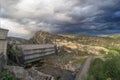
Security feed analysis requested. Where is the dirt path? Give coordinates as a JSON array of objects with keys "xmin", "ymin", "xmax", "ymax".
[
  {"xmin": 75, "ymin": 56, "xmax": 93, "ymax": 80},
  {"xmin": 75, "ymin": 55, "xmax": 105, "ymax": 80}
]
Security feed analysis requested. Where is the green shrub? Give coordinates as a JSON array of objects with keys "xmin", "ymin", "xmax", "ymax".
[
  {"xmin": 104, "ymin": 55, "xmax": 120, "ymax": 80},
  {"xmin": 99, "ymin": 49, "xmax": 106, "ymax": 54},
  {"xmin": 87, "ymin": 58, "xmax": 106, "ymax": 80},
  {"xmin": 87, "ymin": 54, "xmax": 120, "ymax": 80},
  {"xmin": 109, "ymin": 49, "xmax": 119, "ymax": 54},
  {"xmin": 108, "ymin": 46, "xmax": 120, "ymax": 54},
  {"xmin": 1, "ymin": 69, "xmax": 19, "ymax": 80}
]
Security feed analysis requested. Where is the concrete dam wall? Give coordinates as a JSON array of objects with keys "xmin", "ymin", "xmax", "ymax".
[
  {"xmin": 8, "ymin": 44, "xmax": 57, "ymax": 66},
  {"xmin": 0, "ymin": 28, "xmax": 8, "ymax": 78}
]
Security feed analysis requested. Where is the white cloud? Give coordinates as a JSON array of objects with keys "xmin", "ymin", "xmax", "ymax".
[
  {"xmin": 0, "ymin": 18, "xmax": 31, "ymax": 38},
  {"xmin": 54, "ymin": 13, "xmax": 72, "ymax": 22},
  {"xmin": 0, "ymin": 0, "xmax": 120, "ymax": 38}
]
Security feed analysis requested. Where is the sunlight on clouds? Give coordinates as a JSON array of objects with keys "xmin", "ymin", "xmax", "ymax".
[
  {"xmin": 14, "ymin": 0, "xmax": 76, "ymax": 18},
  {"xmin": 0, "ymin": 18, "xmax": 30, "ymax": 35},
  {"xmin": 0, "ymin": 0, "xmax": 120, "ymax": 38},
  {"xmin": 55, "ymin": 13, "xmax": 72, "ymax": 22},
  {"xmin": 15, "ymin": 0, "xmax": 64, "ymax": 16}
]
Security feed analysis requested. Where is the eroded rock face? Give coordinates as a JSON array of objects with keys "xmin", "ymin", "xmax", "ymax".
[
  {"xmin": 36, "ymin": 66, "xmax": 74, "ymax": 80},
  {"xmin": 6, "ymin": 66, "xmax": 55, "ymax": 80}
]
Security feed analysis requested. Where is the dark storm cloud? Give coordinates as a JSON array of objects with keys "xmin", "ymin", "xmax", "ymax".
[
  {"xmin": 0, "ymin": 0, "xmax": 120, "ymax": 38},
  {"xmin": 59, "ymin": 0, "xmax": 120, "ymax": 35}
]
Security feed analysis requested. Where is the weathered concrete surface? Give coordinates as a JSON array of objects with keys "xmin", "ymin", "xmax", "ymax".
[
  {"xmin": 0, "ymin": 41, "xmax": 7, "ymax": 57},
  {"xmin": 9, "ymin": 44, "xmax": 56, "ymax": 65},
  {"xmin": 94, "ymin": 56, "xmax": 105, "ymax": 61},
  {"xmin": 0, "ymin": 28, "xmax": 8, "ymax": 59},
  {"xmin": 0, "ymin": 28, "xmax": 8, "ymax": 39},
  {"xmin": 75, "ymin": 56, "xmax": 93, "ymax": 80},
  {"xmin": 0, "ymin": 28, "xmax": 8, "ymax": 79}
]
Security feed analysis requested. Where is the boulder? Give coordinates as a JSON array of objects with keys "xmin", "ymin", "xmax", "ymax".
[{"xmin": 6, "ymin": 66, "xmax": 55, "ymax": 80}]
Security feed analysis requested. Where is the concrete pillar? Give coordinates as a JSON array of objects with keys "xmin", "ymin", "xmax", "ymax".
[{"xmin": 0, "ymin": 28, "xmax": 9, "ymax": 65}]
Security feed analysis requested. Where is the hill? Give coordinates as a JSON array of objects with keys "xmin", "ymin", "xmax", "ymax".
[
  {"xmin": 7, "ymin": 37, "xmax": 29, "ymax": 44},
  {"xmin": 6, "ymin": 31, "xmax": 120, "ymax": 80},
  {"xmin": 100, "ymin": 34, "xmax": 120, "ymax": 39},
  {"xmin": 29, "ymin": 31, "xmax": 120, "ymax": 55}
]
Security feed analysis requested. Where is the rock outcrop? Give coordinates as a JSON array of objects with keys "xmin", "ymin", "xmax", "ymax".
[{"xmin": 6, "ymin": 66, "xmax": 55, "ymax": 80}]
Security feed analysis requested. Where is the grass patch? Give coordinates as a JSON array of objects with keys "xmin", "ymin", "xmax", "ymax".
[
  {"xmin": 1, "ymin": 69, "xmax": 19, "ymax": 80},
  {"xmin": 99, "ymin": 49, "xmax": 106, "ymax": 54},
  {"xmin": 72, "ymin": 57, "xmax": 86, "ymax": 64},
  {"xmin": 87, "ymin": 54, "xmax": 120, "ymax": 80}
]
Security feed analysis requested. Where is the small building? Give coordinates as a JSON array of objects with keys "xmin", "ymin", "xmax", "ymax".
[{"xmin": 8, "ymin": 44, "xmax": 57, "ymax": 66}]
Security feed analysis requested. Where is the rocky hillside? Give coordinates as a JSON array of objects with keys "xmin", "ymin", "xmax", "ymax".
[
  {"xmin": 29, "ymin": 31, "xmax": 120, "ymax": 55},
  {"xmin": 5, "ymin": 31, "xmax": 120, "ymax": 80}
]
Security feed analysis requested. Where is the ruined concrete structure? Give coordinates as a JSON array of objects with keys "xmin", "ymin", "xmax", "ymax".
[
  {"xmin": 7, "ymin": 66, "xmax": 55, "ymax": 80},
  {"xmin": 0, "ymin": 28, "xmax": 8, "ymax": 78},
  {"xmin": 0, "ymin": 28, "xmax": 8, "ymax": 57},
  {"xmin": 9, "ymin": 44, "xmax": 57, "ymax": 65}
]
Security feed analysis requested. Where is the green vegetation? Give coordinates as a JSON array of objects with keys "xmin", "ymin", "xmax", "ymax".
[
  {"xmin": 7, "ymin": 45, "xmax": 20, "ymax": 66},
  {"xmin": 8, "ymin": 49, "xmax": 21, "ymax": 56},
  {"xmin": 7, "ymin": 31, "xmax": 120, "ymax": 80},
  {"xmin": 29, "ymin": 38, "xmax": 37, "ymax": 44},
  {"xmin": 7, "ymin": 59, "xmax": 18, "ymax": 66},
  {"xmin": 87, "ymin": 53, "xmax": 120, "ymax": 80},
  {"xmin": 100, "ymin": 34, "xmax": 120, "ymax": 39},
  {"xmin": 1, "ymin": 69, "xmax": 19, "ymax": 80},
  {"xmin": 7, "ymin": 44, "xmax": 22, "ymax": 56},
  {"xmin": 99, "ymin": 49, "xmax": 106, "ymax": 54},
  {"xmin": 72, "ymin": 57, "xmax": 86, "ymax": 64},
  {"xmin": 29, "ymin": 31, "xmax": 120, "ymax": 55},
  {"xmin": 108, "ymin": 46, "xmax": 120, "ymax": 54}
]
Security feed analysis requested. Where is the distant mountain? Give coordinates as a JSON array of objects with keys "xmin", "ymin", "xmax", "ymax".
[
  {"xmin": 100, "ymin": 34, "xmax": 120, "ymax": 39},
  {"xmin": 7, "ymin": 37, "xmax": 29, "ymax": 44}
]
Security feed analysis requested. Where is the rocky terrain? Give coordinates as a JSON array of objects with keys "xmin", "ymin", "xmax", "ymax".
[
  {"xmin": 29, "ymin": 31, "xmax": 120, "ymax": 55},
  {"xmin": 4, "ymin": 31, "xmax": 120, "ymax": 80},
  {"xmin": 6, "ymin": 66, "xmax": 55, "ymax": 80}
]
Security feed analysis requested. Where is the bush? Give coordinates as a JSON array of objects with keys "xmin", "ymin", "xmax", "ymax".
[
  {"xmin": 87, "ymin": 58, "xmax": 106, "ymax": 80},
  {"xmin": 1, "ymin": 69, "xmax": 19, "ymax": 80},
  {"xmin": 104, "ymin": 55, "xmax": 120, "ymax": 80},
  {"xmin": 99, "ymin": 49, "xmax": 106, "ymax": 54},
  {"xmin": 87, "ymin": 54, "xmax": 120, "ymax": 80}
]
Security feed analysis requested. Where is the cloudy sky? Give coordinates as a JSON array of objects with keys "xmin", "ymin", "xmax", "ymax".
[{"xmin": 0, "ymin": 0, "xmax": 120, "ymax": 38}]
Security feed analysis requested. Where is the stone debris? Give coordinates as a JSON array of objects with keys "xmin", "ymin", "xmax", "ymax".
[{"xmin": 6, "ymin": 66, "xmax": 55, "ymax": 80}]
